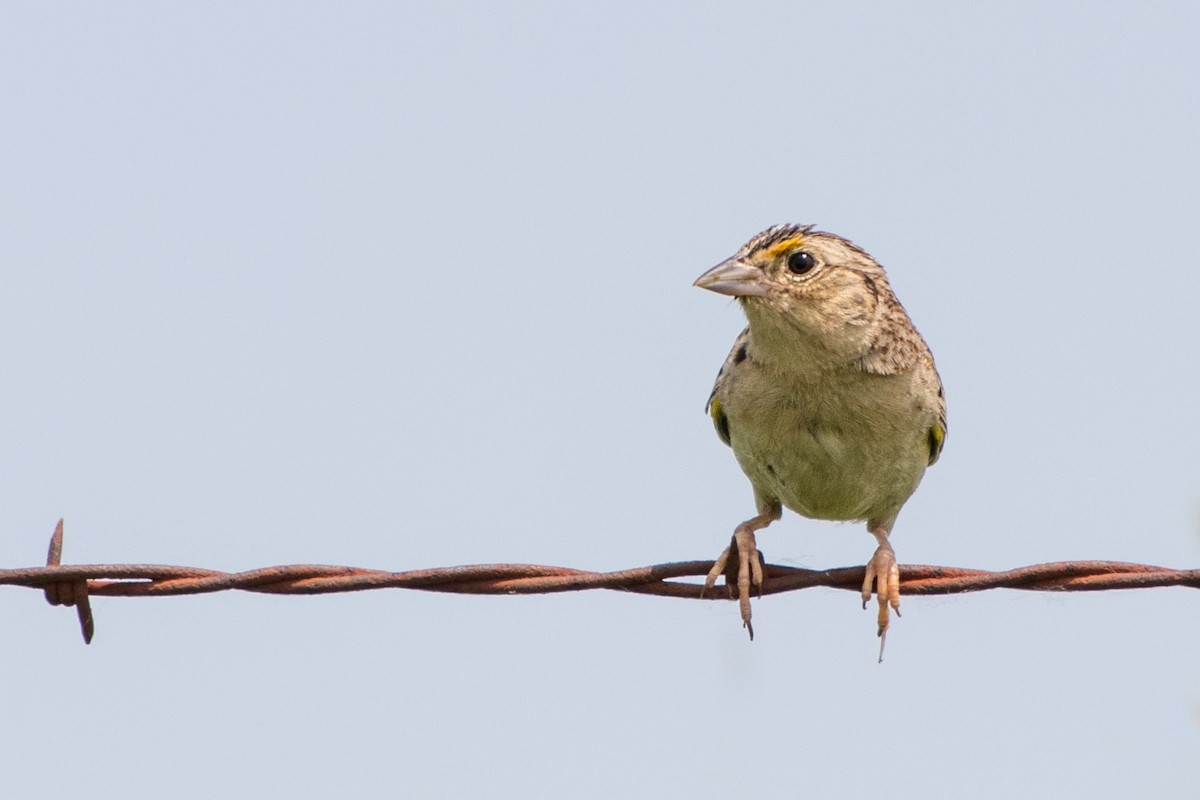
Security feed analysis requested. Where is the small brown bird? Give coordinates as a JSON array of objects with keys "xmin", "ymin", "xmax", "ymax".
[{"xmin": 695, "ymin": 225, "xmax": 945, "ymax": 657}]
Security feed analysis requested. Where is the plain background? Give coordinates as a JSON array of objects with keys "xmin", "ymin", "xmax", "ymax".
[{"xmin": 3, "ymin": 2, "xmax": 1199, "ymax": 797}]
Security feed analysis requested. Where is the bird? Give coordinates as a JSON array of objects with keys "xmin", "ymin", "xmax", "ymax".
[{"xmin": 694, "ymin": 224, "xmax": 945, "ymax": 658}]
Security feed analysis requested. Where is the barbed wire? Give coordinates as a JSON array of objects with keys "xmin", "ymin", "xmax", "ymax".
[{"xmin": 5, "ymin": 520, "xmax": 1199, "ymax": 644}]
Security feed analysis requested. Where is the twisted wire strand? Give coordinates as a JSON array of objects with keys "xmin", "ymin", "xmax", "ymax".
[{"xmin": 5, "ymin": 521, "xmax": 1199, "ymax": 643}]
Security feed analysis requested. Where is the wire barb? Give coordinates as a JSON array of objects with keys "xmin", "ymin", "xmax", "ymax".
[
  {"xmin": 3, "ymin": 520, "xmax": 1198, "ymax": 643},
  {"xmin": 41, "ymin": 520, "xmax": 94, "ymax": 644}
]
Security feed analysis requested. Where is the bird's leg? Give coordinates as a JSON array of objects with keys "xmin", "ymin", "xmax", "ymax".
[
  {"xmin": 703, "ymin": 503, "xmax": 781, "ymax": 640},
  {"xmin": 862, "ymin": 525, "xmax": 901, "ymax": 662}
]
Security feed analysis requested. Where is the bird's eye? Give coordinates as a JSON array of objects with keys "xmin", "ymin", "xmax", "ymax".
[{"xmin": 787, "ymin": 250, "xmax": 817, "ymax": 275}]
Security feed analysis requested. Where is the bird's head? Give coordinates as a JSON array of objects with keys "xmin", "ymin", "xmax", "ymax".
[{"xmin": 694, "ymin": 224, "xmax": 892, "ymax": 363}]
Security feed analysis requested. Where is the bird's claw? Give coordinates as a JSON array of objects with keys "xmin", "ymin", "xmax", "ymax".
[
  {"xmin": 703, "ymin": 528, "xmax": 764, "ymax": 640},
  {"xmin": 862, "ymin": 541, "xmax": 901, "ymax": 662}
]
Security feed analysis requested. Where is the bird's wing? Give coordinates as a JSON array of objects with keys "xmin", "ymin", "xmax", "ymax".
[
  {"xmin": 926, "ymin": 359, "xmax": 947, "ymax": 466},
  {"xmin": 705, "ymin": 327, "xmax": 749, "ymax": 448}
]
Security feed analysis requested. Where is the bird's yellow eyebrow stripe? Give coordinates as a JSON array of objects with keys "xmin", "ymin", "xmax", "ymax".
[{"xmin": 763, "ymin": 236, "xmax": 806, "ymax": 258}]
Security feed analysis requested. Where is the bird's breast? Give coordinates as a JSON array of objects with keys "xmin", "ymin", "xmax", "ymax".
[{"xmin": 723, "ymin": 367, "xmax": 932, "ymax": 522}]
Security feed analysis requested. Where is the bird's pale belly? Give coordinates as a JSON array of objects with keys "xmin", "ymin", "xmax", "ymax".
[{"xmin": 729, "ymin": 406, "xmax": 928, "ymax": 523}]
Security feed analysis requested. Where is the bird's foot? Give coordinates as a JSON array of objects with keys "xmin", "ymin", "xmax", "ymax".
[
  {"xmin": 702, "ymin": 526, "xmax": 764, "ymax": 640},
  {"xmin": 862, "ymin": 537, "xmax": 901, "ymax": 662}
]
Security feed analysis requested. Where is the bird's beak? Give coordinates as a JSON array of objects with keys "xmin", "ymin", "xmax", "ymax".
[{"xmin": 693, "ymin": 258, "xmax": 769, "ymax": 297}]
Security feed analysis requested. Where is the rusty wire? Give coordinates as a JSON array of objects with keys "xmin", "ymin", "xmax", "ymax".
[{"xmin": 5, "ymin": 520, "xmax": 1199, "ymax": 643}]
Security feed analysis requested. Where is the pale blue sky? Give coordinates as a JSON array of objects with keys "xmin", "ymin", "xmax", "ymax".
[{"xmin": 3, "ymin": 2, "xmax": 1199, "ymax": 797}]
